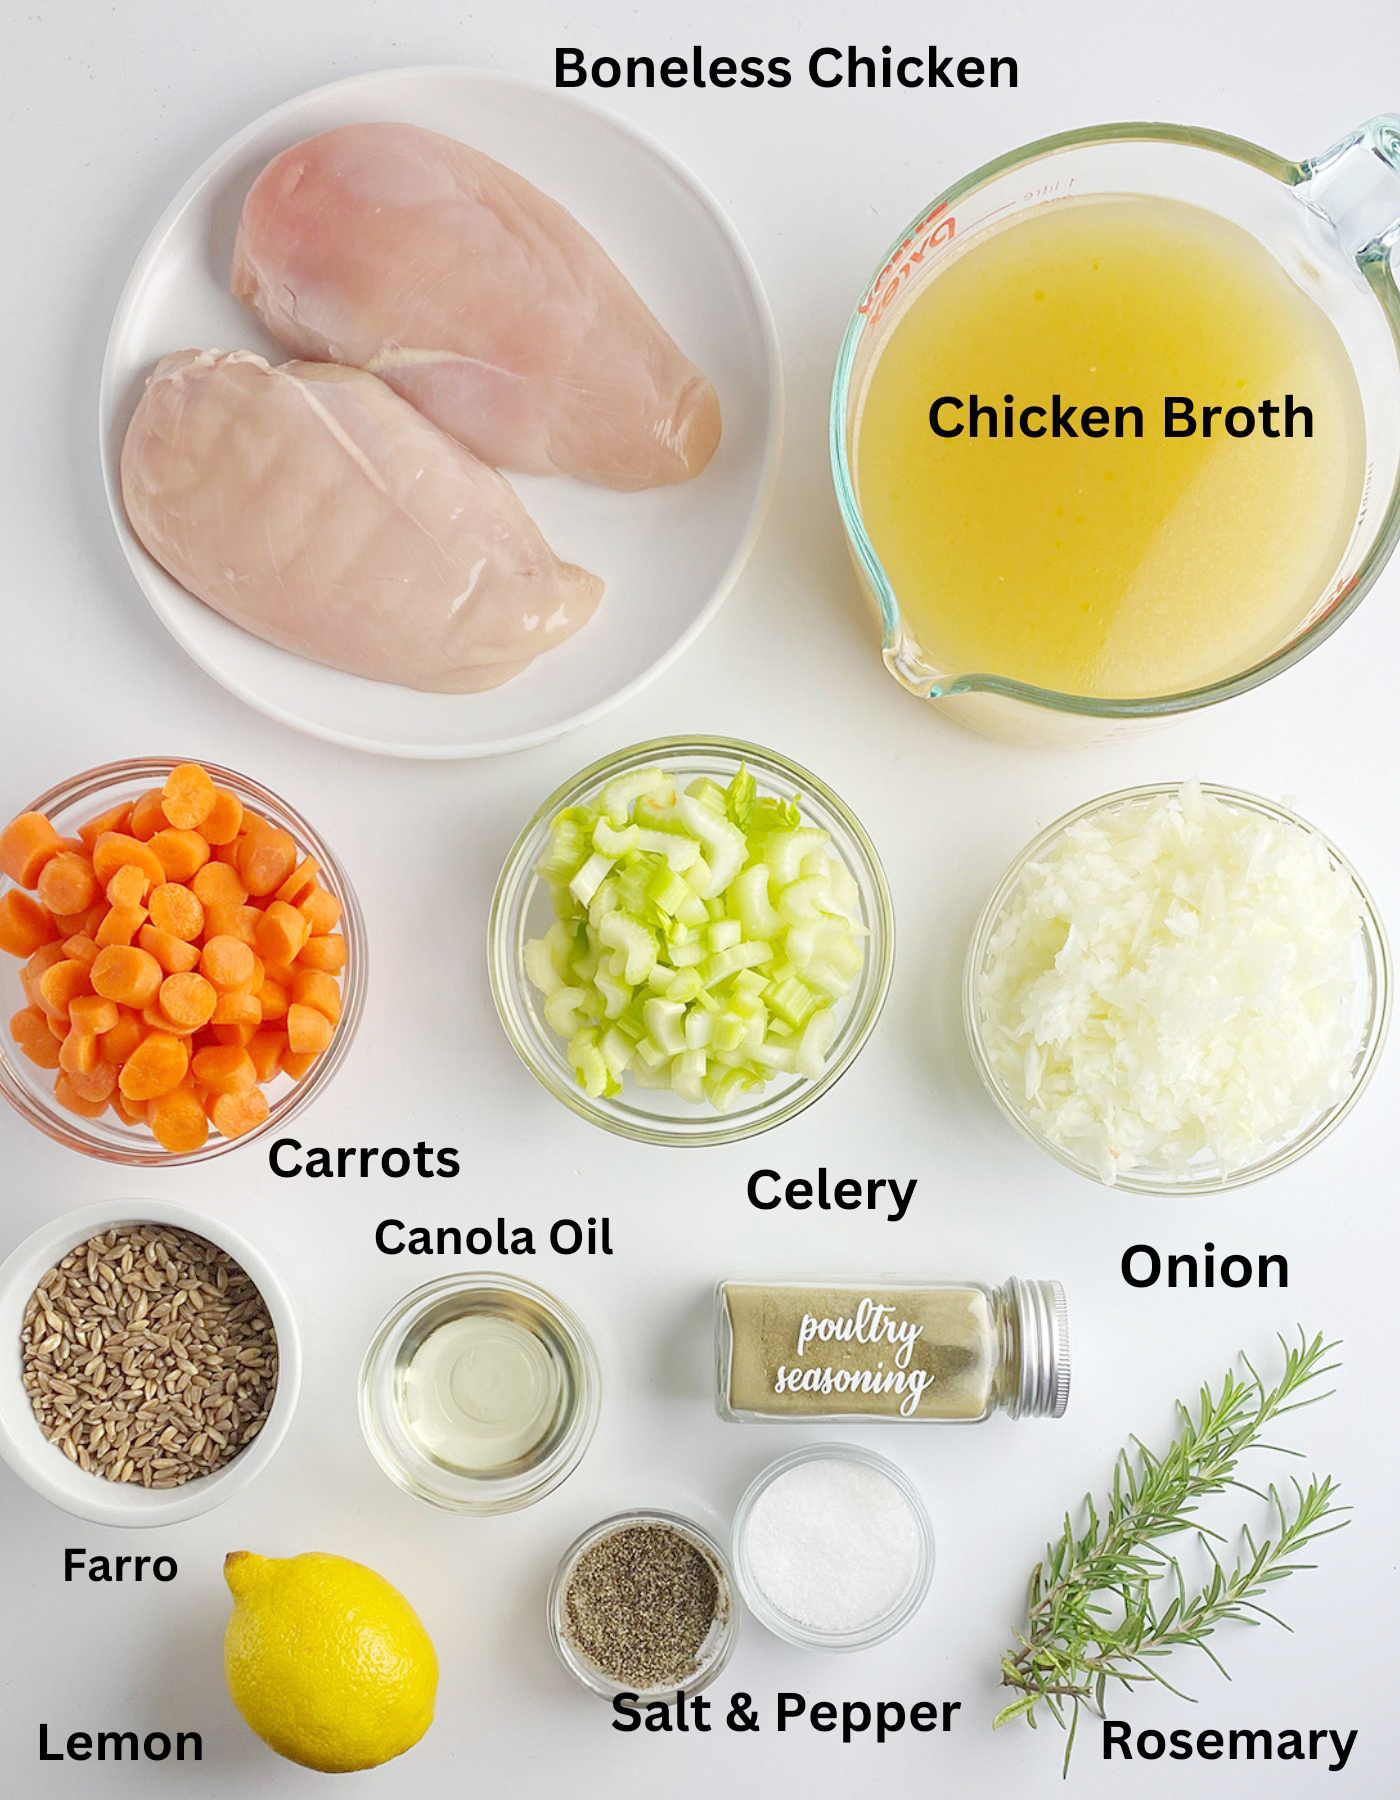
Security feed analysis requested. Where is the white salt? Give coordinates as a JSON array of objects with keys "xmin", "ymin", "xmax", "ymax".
[{"xmin": 744, "ymin": 1456, "xmax": 921, "ymax": 1633}]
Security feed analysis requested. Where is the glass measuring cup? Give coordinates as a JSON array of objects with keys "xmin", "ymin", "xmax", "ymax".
[{"xmin": 831, "ymin": 117, "xmax": 1400, "ymax": 745}]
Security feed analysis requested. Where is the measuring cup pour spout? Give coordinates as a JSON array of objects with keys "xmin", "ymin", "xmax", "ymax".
[{"xmin": 1301, "ymin": 116, "xmax": 1400, "ymax": 269}]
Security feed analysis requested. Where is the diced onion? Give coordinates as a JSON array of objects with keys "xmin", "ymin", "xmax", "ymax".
[{"xmin": 975, "ymin": 783, "xmax": 1366, "ymax": 1182}]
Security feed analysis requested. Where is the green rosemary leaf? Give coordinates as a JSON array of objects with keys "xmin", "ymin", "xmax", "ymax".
[{"xmin": 996, "ymin": 1330, "xmax": 1347, "ymax": 1777}]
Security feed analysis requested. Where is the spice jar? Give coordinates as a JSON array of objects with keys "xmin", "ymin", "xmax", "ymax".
[{"xmin": 716, "ymin": 1276, "xmax": 1069, "ymax": 1423}]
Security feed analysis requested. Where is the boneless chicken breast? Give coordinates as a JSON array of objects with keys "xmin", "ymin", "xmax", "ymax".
[
  {"xmin": 231, "ymin": 123, "xmax": 721, "ymax": 490},
  {"xmin": 120, "ymin": 350, "xmax": 602, "ymax": 692}
]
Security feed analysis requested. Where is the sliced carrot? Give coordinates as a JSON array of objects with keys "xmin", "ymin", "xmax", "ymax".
[
  {"xmin": 238, "ymin": 825, "xmax": 297, "ymax": 898},
  {"xmin": 137, "ymin": 923, "xmax": 200, "ymax": 975},
  {"xmin": 211, "ymin": 1021, "xmax": 258, "ymax": 1048},
  {"xmin": 128, "ymin": 789, "xmax": 167, "ymax": 841},
  {"xmin": 256, "ymin": 899, "xmax": 310, "ymax": 965},
  {"xmin": 275, "ymin": 855, "xmax": 319, "ymax": 905},
  {"xmin": 161, "ymin": 764, "xmax": 216, "ymax": 831},
  {"xmin": 200, "ymin": 934, "xmax": 256, "ymax": 993},
  {"xmin": 10, "ymin": 764, "xmax": 342, "ymax": 1148},
  {"xmin": 148, "ymin": 882, "xmax": 203, "ymax": 942},
  {"xmin": 76, "ymin": 802, "xmax": 133, "ymax": 848},
  {"xmin": 287, "ymin": 1001, "xmax": 334, "ymax": 1056},
  {"xmin": 191, "ymin": 860, "xmax": 247, "ymax": 909},
  {"xmin": 90, "ymin": 944, "xmax": 162, "ymax": 1009},
  {"xmin": 158, "ymin": 971, "xmax": 217, "ymax": 1030},
  {"xmin": 36, "ymin": 851, "xmax": 98, "ymax": 918},
  {"xmin": 0, "ymin": 889, "xmax": 59, "ymax": 957},
  {"xmin": 111, "ymin": 1091, "xmax": 147, "ymax": 1126},
  {"xmin": 118, "ymin": 1032, "xmax": 189, "ymax": 1101},
  {"xmin": 49, "ymin": 906, "xmax": 93, "ymax": 939},
  {"xmin": 141, "ymin": 1001, "xmax": 198, "ymax": 1038},
  {"xmin": 257, "ymin": 978, "xmax": 289, "ymax": 1023},
  {"xmin": 94, "ymin": 904, "xmax": 146, "ymax": 949},
  {"xmin": 105, "ymin": 862, "xmax": 149, "ymax": 909},
  {"xmin": 68, "ymin": 994, "xmax": 118, "ymax": 1035},
  {"xmin": 10, "ymin": 1006, "xmax": 61, "ymax": 1070},
  {"xmin": 149, "ymin": 828, "xmax": 210, "ymax": 883},
  {"xmin": 294, "ymin": 932, "xmax": 347, "ymax": 974},
  {"xmin": 211, "ymin": 989, "xmax": 260, "ymax": 1027},
  {"xmin": 247, "ymin": 1028, "xmax": 285, "ymax": 1082},
  {"xmin": 92, "ymin": 832, "xmax": 165, "ymax": 889},
  {"xmin": 37, "ymin": 958, "xmax": 93, "ymax": 1018},
  {"xmin": 100, "ymin": 1012, "xmax": 143, "ymax": 1066},
  {"xmin": 299, "ymin": 885, "xmax": 343, "ymax": 936},
  {"xmin": 290, "ymin": 967, "xmax": 343, "ymax": 1025},
  {"xmin": 65, "ymin": 1059, "xmax": 117, "ymax": 1106},
  {"xmin": 203, "ymin": 901, "xmax": 261, "ymax": 946},
  {"xmin": 21, "ymin": 941, "xmax": 67, "ymax": 1006},
  {"xmin": 210, "ymin": 1086, "xmax": 270, "ymax": 1140},
  {"xmin": 0, "ymin": 812, "xmax": 67, "ymax": 888},
  {"xmin": 190, "ymin": 1044, "xmax": 256, "ymax": 1095},
  {"xmin": 201, "ymin": 787, "xmax": 244, "ymax": 845},
  {"xmin": 149, "ymin": 1084, "xmax": 209, "ymax": 1152},
  {"xmin": 53, "ymin": 1071, "xmax": 108, "ymax": 1119},
  {"xmin": 58, "ymin": 1029, "xmax": 100, "ymax": 1077}
]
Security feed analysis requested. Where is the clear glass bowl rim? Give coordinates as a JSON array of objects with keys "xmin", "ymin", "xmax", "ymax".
[
  {"xmin": 0, "ymin": 756, "xmax": 365, "ymax": 1165},
  {"xmin": 357, "ymin": 1270, "xmax": 601, "ymax": 1515},
  {"xmin": 829, "ymin": 118, "xmax": 1400, "ymax": 719},
  {"xmin": 547, "ymin": 1505, "xmax": 739, "ymax": 1699},
  {"xmin": 963, "ymin": 781, "xmax": 1393, "ymax": 1195},
  {"xmin": 730, "ymin": 1442, "xmax": 936, "ymax": 1651},
  {"xmin": 488, "ymin": 734, "xmax": 895, "ymax": 1147}
]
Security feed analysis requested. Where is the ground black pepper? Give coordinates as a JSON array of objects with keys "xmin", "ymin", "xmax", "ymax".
[{"xmin": 564, "ymin": 1522, "xmax": 723, "ymax": 1690}]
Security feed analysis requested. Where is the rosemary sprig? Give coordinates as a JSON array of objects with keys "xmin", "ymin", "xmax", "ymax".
[{"xmin": 993, "ymin": 1330, "xmax": 1347, "ymax": 1776}]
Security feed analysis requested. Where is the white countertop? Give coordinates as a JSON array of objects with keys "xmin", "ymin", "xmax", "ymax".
[{"xmin": 2, "ymin": 0, "xmax": 1398, "ymax": 1794}]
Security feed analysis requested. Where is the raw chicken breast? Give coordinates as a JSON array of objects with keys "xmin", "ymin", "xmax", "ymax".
[
  {"xmin": 120, "ymin": 350, "xmax": 602, "ymax": 692},
  {"xmin": 231, "ymin": 123, "xmax": 721, "ymax": 490}
]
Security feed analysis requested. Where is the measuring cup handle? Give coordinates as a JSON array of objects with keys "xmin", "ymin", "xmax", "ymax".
[{"xmin": 1300, "ymin": 116, "xmax": 1400, "ymax": 268}]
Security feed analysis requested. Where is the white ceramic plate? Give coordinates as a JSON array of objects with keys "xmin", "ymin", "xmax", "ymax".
[{"xmin": 99, "ymin": 68, "xmax": 782, "ymax": 759}]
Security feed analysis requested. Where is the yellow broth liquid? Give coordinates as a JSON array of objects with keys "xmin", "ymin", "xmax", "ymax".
[{"xmin": 853, "ymin": 196, "xmax": 1365, "ymax": 698}]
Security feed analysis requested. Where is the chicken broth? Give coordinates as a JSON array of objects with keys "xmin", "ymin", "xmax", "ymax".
[{"xmin": 853, "ymin": 196, "xmax": 1366, "ymax": 699}]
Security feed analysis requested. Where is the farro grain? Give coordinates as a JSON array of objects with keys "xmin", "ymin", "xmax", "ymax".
[{"xmin": 21, "ymin": 1226, "xmax": 277, "ymax": 1489}]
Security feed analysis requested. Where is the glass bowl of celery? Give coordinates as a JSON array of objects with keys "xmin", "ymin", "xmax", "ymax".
[{"xmin": 489, "ymin": 737, "xmax": 894, "ymax": 1145}]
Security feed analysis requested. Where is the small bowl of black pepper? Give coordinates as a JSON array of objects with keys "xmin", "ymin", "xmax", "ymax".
[{"xmin": 549, "ymin": 1508, "xmax": 737, "ymax": 1700}]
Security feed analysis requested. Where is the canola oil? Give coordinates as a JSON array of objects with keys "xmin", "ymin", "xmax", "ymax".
[{"xmin": 852, "ymin": 195, "xmax": 1366, "ymax": 698}]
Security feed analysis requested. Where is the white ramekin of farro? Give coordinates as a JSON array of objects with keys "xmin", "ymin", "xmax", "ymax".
[{"xmin": 0, "ymin": 1200, "xmax": 299, "ymax": 1525}]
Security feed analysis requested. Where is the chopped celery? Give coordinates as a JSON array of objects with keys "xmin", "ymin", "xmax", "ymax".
[
  {"xmin": 569, "ymin": 851, "xmax": 614, "ymax": 908},
  {"xmin": 524, "ymin": 758, "xmax": 867, "ymax": 1110},
  {"xmin": 685, "ymin": 777, "xmax": 728, "ymax": 812},
  {"xmin": 731, "ymin": 863, "xmax": 782, "ymax": 938}
]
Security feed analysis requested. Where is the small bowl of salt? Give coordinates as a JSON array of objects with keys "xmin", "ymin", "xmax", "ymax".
[{"xmin": 731, "ymin": 1443, "xmax": 934, "ymax": 1650}]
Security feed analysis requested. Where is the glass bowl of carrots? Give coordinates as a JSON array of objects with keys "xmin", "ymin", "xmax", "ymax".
[{"xmin": 0, "ymin": 757, "xmax": 364, "ymax": 1164}]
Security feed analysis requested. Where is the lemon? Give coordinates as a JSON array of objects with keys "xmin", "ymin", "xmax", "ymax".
[{"xmin": 223, "ymin": 1550, "xmax": 437, "ymax": 1773}]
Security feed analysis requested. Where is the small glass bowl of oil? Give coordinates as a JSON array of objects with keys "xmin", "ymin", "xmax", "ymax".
[{"xmin": 359, "ymin": 1273, "xmax": 600, "ymax": 1514}]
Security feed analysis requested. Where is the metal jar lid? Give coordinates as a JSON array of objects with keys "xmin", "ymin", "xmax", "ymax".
[{"xmin": 1008, "ymin": 1278, "xmax": 1071, "ymax": 1419}]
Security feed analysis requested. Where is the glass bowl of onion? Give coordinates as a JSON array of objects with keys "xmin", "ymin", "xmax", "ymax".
[
  {"xmin": 489, "ymin": 736, "xmax": 894, "ymax": 1147},
  {"xmin": 963, "ymin": 781, "xmax": 1391, "ymax": 1194}
]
